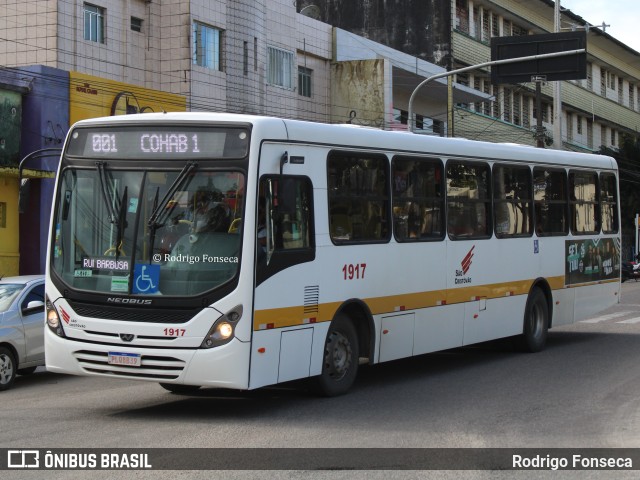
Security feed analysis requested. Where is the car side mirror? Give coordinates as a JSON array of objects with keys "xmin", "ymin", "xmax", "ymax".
[{"xmin": 23, "ymin": 300, "xmax": 45, "ymax": 314}]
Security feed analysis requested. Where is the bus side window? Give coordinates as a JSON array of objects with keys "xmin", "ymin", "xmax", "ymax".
[
  {"xmin": 533, "ymin": 167, "xmax": 568, "ymax": 236},
  {"xmin": 391, "ymin": 155, "xmax": 444, "ymax": 242},
  {"xmin": 446, "ymin": 161, "xmax": 491, "ymax": 239},
  {"xmin": 327, "ymin": 151, "xmax": 390, "ymax": 244},
  {"xmin": 256, "ymin": 175, "xmax": 315, "ymax": 283},
  {"xmin": 569, "ymin": 170, "xmax": 599, "ymax": 235},
  {"xmin": 493, "ymin": 164, "xmax": 533, "ymax": 238}
]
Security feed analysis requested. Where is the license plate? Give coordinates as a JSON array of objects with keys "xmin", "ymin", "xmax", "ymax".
[{"xmin": 108, "ymin": 352, "xmax": 141, "ymax": 367}]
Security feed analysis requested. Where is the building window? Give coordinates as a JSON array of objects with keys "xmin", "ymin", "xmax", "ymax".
[
  {"xmin": 131, "ymin": 16, "xmax": 142, "ymax": 33},
  {"xmin": 455, "ymin": 0, "xmax": 469, "ymax": 33},
  {"xmin": 192, "ymin": 22, "xmax": 222, "ymax": 70},
  {"xmin": 512, "ymin": 24, "xmax": 528, "ymax": 36},
  {"xmin": 522, "ymin": 95, "xmax": 530, "ymax": 129},
  {"xmin": 268, "ymin": 46, "xmax": 294, "ymax": 89},
  {"xmin": 618, "ymin": 78, "xmax": 624, "ymax": 103},
  {"xmin": 298, "ymin": 66, "xmax": 312, "ymax": 97},
  {"xmin": 577, "ymin": 115, "xmax": 583, "ymax": 135},
  {"xmin": 503, "ymin": 19, "xmax": 511, "ymax": 36},
  {"xmin": 482, "ymin": 10, "xmax": 490, "ymax": 42},
  {"xmin": 513, "ymin": 92, "xmax": 521, "ymax": 126},
  {"xmin": 492, "ymin": 13, "xmax": 499, "ymax": 37},
  {"xmin": 83, "ymin": 4, "xmax": 105, "ymax": 43},
  {"xmin": 503, "ymin": 87, "xmax": 512, "ymax": 123},
  {"xmin": 243, "ymin": 41, "xmax": 248, "ymax": 76},
  {"xmin": 254, "ymin": 37, "xmax": 258, "ymax": 71}
]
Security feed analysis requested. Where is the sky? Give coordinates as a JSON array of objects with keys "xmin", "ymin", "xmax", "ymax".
[{"xmin": 559, "ymin": 0, "xmax": 640, "ymax": 52}]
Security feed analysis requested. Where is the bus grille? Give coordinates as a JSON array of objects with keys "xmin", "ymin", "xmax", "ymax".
[
  {"xmin": 67, "ymin": 301, "xmax": 198, "ymax": 324},
  {"xmin": 73, "ymin": 350, "xmax": 185, "ymax": 380}
]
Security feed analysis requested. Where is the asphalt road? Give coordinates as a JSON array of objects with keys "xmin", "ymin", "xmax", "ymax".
[{"xmin": 3, "ymin": 281, "xmax": 640, "ymax": 479}]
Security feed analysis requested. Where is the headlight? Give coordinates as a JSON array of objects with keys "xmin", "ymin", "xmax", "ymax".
[
  {"xmin": 201, "ymin": 305, "xmax": 243, "ymax": 349},
  {"xmin": 46, "ymin": 296, "xmax": 66, "ymax": 338}
]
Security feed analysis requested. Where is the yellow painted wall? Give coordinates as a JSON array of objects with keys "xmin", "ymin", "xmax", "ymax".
[
  {"xmin": 0, "ymin": 175, "xmax": 20, "ymax": 277},
  {"xmin": 69, "ymin": 72, "xmax": 187, "ymax": 125}
]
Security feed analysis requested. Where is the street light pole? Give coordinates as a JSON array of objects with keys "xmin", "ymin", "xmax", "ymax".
[
  {"xmin": 553, "ymin": 0, "xmax": 563, "ymax": 149},
  {"xmin": 407, "ymin": 49, "xmax": 585, "ymax": 134}
]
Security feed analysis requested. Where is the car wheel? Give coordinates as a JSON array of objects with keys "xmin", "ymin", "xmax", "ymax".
[{"xmin": 0, "ymin": 347, "xmax": 17, "ymax": 391}]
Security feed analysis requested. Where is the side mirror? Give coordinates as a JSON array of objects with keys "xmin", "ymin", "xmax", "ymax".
[{"xmin": 23, "ymin": 300, "xmax": 45, "ymax": 314}]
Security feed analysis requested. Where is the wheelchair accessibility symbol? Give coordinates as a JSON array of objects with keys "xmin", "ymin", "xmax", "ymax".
[{"xmin": 133, "ymin": 264, "xmax": 160, "ymax": 294}]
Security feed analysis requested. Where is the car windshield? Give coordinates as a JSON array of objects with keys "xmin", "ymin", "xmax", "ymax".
[
  {"xmin": 0, "ymin": 284, "xmax": 23, "ymax": 312},
  {"xmin": 51, "ymin": 166, "xmax": 246, "ymax": 297}
]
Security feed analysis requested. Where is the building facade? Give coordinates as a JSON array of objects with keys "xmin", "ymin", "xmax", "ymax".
[
  {"xmin": 2, "ymin": 0, "xmax": 482, "ymax": 274},
  {"xmin": 3, "ymin": 0, "xmax": 639, "ymax": 274},
  {"xmin": 309, "ymin": 0, "xmax": 640, "ymax": 151}
]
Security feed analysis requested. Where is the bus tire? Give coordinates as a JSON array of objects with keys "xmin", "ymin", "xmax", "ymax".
[
  {"xmin": 518, "ymin": 288, "xmax": 549, "ymax": 353},
  {"xmin": 314, "ymin": 314, "xmax": 359, "ymax": 396},
  {"xmin": 159, "ymin": 383, "xmax": 201, "ymax": 394},
  {"xmin": 0, "ymin": 347, "xmax": 17, "ymax": 391}
]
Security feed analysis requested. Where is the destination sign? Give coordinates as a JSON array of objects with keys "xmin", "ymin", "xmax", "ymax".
[{"xmin": 66, "ymin": 126, "xmax": 249, "ymax": 159}]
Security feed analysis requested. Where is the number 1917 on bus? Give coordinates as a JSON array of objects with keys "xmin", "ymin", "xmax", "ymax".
[{"xmin": 342, "ymin": 263, "xmax": 366, "ymax": 280}]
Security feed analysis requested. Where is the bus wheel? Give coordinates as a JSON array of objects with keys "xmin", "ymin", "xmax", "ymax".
[
  {"xmin": 0, "ymin": 347, "xmax": 17, "ymax": 391},
  {"xmin": 518, "ymin": 288, "xmax": 549, "ymax": 353},
  {"xmin": 315, "ymin": 315, "xmax": 359, "ymax": 396},
  {"xmin": 159, "ymin": 383, "xmax": 201, "ymax": 394}
]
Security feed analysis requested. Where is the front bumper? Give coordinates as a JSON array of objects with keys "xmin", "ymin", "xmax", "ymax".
[{"xmin": 45, "ymin": 328, "xmax": 250, "ymax": 389}]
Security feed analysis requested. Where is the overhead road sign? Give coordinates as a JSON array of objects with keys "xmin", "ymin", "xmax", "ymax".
[{"xmin": 491, "ymin": 31, "xmax": 587, "ymax": 84}]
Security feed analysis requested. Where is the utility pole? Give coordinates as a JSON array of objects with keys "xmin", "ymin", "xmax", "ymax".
[
  {"xmin": 553, "ymin": 0, "xmax": 563, "ymax": 149},
  {"xmin": 535, "ymin": 80, "xmax": 545, "ymax": 147}
]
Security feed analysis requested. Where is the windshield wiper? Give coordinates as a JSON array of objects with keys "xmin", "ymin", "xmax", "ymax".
[
  {"xmin": 147, "ymin": 161, "xmax": 198, "ymax": 229},
  {"xmin": 96, "ymin": 161, "xmax": 117, "ymax": 224},
  {"xmin": 114, "ymin": 187, "xmax": 128, "ymax": 259},
  {"xmin": 96, "ymin": 161, "xmax": 128, "ymax": 258}
]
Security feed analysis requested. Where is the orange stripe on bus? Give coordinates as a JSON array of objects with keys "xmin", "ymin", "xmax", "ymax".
[{"xmin": 252, "ymin": 276, "xmax": 568, "ymax": 331}]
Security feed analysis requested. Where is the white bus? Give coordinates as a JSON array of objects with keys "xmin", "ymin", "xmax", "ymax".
[{"xmin": 45, "ymin": 113, "xmax": 621, "ymax": 396}]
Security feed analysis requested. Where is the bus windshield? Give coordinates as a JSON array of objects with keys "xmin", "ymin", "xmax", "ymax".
[{"xmin": 51, "ymin": 164, "xmax": 246, "ymax": 297}]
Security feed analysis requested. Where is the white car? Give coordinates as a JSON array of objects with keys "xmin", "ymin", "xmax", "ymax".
[{"xmin": 0, "ymin": 275, "xmax": 45, "ymax": 391}]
